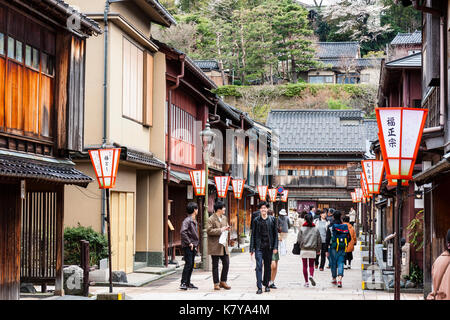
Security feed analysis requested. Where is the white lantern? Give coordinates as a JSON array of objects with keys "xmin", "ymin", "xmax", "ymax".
[
  {"xmin": 362, "ymin": 160, "xmax": 384, "ymax": 194},
  {"xmin": 214, "ymin": 176, "xmax": 231, "ymax": 198},
  {"xmin": 257, "ymin": 185, "xmax": 268, "ymax": 201},
  {"xmin": 89, "ymin": 148, "xmax": 121, "ymax": 189},
  {"xmin": 268, "ymin": 188, "xmax": 277, "ymax": 202},
  {"xmin": 231, "ymin": 179, "xmax": 245, "ymax": 200},
  {"xmin": 189, "ymin": 170, "xmax": 206, "ymax": 196}
]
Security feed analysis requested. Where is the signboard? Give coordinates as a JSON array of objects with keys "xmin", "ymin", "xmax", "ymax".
[
  {"xmin": 189, "ymin": 170, "xmax": 206, "ymax": 196},
  {"xmin": 257, "ymin": 185, "xmax": 268, "ymax": 201},
  {"xmin": 187, "ymin": 185, "xmax": 193, "ymax": 200},
  {"xmin": 387, "ymin": 243, "xmax": 393, "ymax": 267},
  {"xmin": 268, "ymin": 188, "xmax": 277, "ymax": 202},
  {"xmin": 214, "ymin": 176, "xmax": 231, "ymax": 198},
  {"xmin": 21, "ymin": 180, "xmax": 26, "ymax": 199},
  {"xmin": 231, "ymin": 179, "xmax": 245, "ymax": 199},
  {"xmin": 89, "ymin": 148, "xmax": 121, "ymax": 189}
]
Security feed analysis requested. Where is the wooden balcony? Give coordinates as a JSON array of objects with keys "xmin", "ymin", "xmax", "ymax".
[
  {"xmin": 422, "ymin": 86, "xmax": 440, "ymax": 128},
  {"xmin": 274, "ymin": 175, "xmax": 347, "ymax": 188}
]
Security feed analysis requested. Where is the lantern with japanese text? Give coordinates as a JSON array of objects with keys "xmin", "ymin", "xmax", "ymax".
[
  {"xmin": 214, "ymin": 176, "xmax": 231, "ymax": 198},
  {"xmin": 268, "ymin": 188, "xmax": 277, "ymax": 202},
  {"xmin": 281, "ymin": 190, "xmax": 289, "ymax": 202},
  {"xmin": 355, "ymin": 188, "xmax": 363, "ymax": 202},
  {"xmin": 231, "ymin": 179, "xmax": 245, "ymax": 200},
  {"xmin": 89, "ymin": 148, "xmax": 121, "ymax": 189},
  {"xmin": 257, "ymin": 185, "xmax": 268, "ymax": 201},
  {"xmin": 189, "ymin": 170, "xmax": 206, "ymax": 196},
  {"xmin": 351, "ymin": 192, "xmax": 357, "ymax": 203},
  {"xmin": 376, "ymin": 107, "xmax": 428, "ymax": 180},
  {"xmin": 362, "ymin": 160, "xmax": 384, "ymax": 195}
]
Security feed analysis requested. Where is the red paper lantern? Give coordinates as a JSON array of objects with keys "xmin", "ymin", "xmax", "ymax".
[
  {"xmin": 387, "ymin": 179, "xmax": 408, "ymax": 187},
  {"xmin": 376, "ymin": 107, "xmax": 427, "ymax": 181},
  {"xmin": 89, "ymin": 148, "xmax": 121, "ymax": 189},
  {"xmin": 268, "ymin": 188, "xmax": 277, "ymax": 202},
  {"xmin": 362, "ymin": 160, "xmax": 384, "ymax": 195},
  {"xmin": 257, "ymin": 185, "xmax": 268, "ymax": 201},
  {"xmin": 351, "ymin": 192, "xmax": 357, "ymax": 203},
  {"xmin": 214, "ymin": 176, "xmax": 231, "ymax": 198},
  {"xmin": 281, "ymin": 190, "xmax": 289, "ymax": 202},
  {"xmin": 355, "ymin": 188, "xmax": 363, "ymax": 202},
  {"xmin": 189, "ymin": 170, "xmax": 206, "ymax": 196},
  {"xmin": 361, "ymin": 176, "xmax": 369, "ymax": 199},
  {"xmin": 231, "ymin": 179, "xmax": 245, "ymax": 199}
]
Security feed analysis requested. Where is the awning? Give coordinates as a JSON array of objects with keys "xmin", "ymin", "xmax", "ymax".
[
  {"xmin": 0, "ymin": 152, "xmax": 93, "ymax": 188},
  {"xmin": 413, "ymin": 153, "xmax": 450, "ymax": 186}
]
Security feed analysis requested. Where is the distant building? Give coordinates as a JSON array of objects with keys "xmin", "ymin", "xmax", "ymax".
[
  {"xmin": 302, "ymin": 42, "xmax": 382, "ymax": 85},
  {"xmin": 194, "ymin": 60, "xmax": 230, "ymax": 86},
  {"xmin": 266, "ymin": 109, "xmax": 375, "ymax": 214},
  {"xmin": 387, "ymin": 30, "xmax": 422, "ymax": 62}
]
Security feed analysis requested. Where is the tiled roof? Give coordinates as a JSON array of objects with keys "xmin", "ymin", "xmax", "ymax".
[
  {"xmin": 385, "ymin": 52, "xmax": 421, "ymax": 68},
  {"xmin": 0, "ymin": 154, "xmax": 93, "ymax": 187},
  {"xmin": 390, "ymin": 30, "xmax": 422, "ymax": 45},
  {"xmin": 319, "ymin": 58, "xmax": 382, "ymax": 69},
  {"xmin": 266, "ymin": 109, "xmax": 367, "ymax": 153},
  {"xmin": 363, "ymin": 119, "xmax": 379, "ymax": 143},
  {"xmin": 316, "ymin": 42, "xmax": 360, "ymax": 59},
  {"xmin": 194, "ymin": 60, "xmax": 220, "ymax": 71}
]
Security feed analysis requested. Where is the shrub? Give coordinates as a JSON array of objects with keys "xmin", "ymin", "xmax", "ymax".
[
  {"xmin": 327, "ymin": 98, "xmax": 350, "ymax": 110},
  {"xmin": 64, "ymin": 223, "xmax": 108, "ymax": 267},
  {"xmin": 212, "ymin": 85, "xmax": 243, "ymax": 97}
]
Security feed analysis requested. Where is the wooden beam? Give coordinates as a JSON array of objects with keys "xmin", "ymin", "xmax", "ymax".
[{"xmin": 54, "ymin": 185, "xmax": 64, "ymax": 296}]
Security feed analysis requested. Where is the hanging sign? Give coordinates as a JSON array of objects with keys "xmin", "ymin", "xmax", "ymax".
[
  {"xmin": 89, "ymin": 148, "xmax": 121, "ymax": 189},
  {"xmin": 281, "ymin": 189, "xmax": 289, "ymax": 202},
  {"xmin": 351, "ymin": 192, "xmax": 357, "ymax": 203},
  {"xmin": 362, "ymin": 160, "xmax": 385, "ymax": 195},
  {"xmin": 214, "ymin": 176, "xmax": 231, "ymax": 198},
  {"xmin": 231, "ymin": 179, "xmax": 245, "ymax": 200},
  {"xmin": 257, "ymin": 185, "xmax": 268, "ymax": 201},
  {"xmin": 376, "ymin": 107, "xmax": 428, "ymax": 180},
  {"xmin": 355, "ymin": 188, "xmax": 363, "ymax": 202},
  {"xmin": 268, "ymin": 188, "xmax": 277, "ymax": 202},
  {"xmin": 189, "ymin": 170, "xmax": 206, "ymax": 196}
]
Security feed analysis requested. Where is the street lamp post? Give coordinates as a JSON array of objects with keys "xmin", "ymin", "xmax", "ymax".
[{"xmin": 200, "ymin": 121, "xmax": 215, "ymax": 271}]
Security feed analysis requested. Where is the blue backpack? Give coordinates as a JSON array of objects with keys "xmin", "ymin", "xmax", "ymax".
[{"xmin": 330, "ymin": 223, "xmax": 350, "ymax": 252}]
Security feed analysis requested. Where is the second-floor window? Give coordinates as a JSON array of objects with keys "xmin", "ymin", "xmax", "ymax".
[
  {"xmin": 170, "ymin": 104, "xmax": 195, "ymax": 166},
  {"xmin": 122, "ymin": 37, "xmax": 153, "ymax": 126}
]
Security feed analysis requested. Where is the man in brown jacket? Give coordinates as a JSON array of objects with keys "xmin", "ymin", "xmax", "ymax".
[
  {"xmin": 207, "ymin": 200, "xmax": 231, "ymax": 290},
  {"xmin": 180, "ymin": 202, "xmax": 200, "ymax": 290}
]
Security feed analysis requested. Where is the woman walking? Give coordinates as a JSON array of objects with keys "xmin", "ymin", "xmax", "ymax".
[
  {"xmin": 314, "ymin": 210, "xmax": 329, "ymax": 271},
  {"xmin": 297, "ymin": 214, "xmax": 321, "ymax": 287}
]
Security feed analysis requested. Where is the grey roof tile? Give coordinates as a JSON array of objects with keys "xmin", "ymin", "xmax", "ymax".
[
  {"xmin": 390, "ymin": 30, "xmax": 422, "ymax": 46},
  {"xmin": 316, "ymin": 42, "xmax": 360, "ymax": 59}
]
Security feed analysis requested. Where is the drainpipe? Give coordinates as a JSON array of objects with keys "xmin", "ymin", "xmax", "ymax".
[
  {"xmin": 164, "ymin": 55, "xmax": 185, "ymax": 267},
  {"xmin": 439, "ymin": 16, "xmax": 445, "ymax": 127}
]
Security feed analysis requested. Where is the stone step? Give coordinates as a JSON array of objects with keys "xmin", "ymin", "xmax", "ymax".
[
  {"xmin": 362, "ymin": 281, "xmax": 385, "ymax": 290},
  {"xmin": 133, "ymin": 262, "xmax": 147, "ymax": 271}
]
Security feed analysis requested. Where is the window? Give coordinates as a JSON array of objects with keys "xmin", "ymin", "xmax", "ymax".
[
  {"xmin": 7, "ymin": 36, "xmax": 14, "ymax": 59},
  {"xmin": 288, "ymin": 170, "xmax": 297, "ymax": 176},
  {"xmin": 299, "ymin": 169, "xmax": 310, "ymax": 176},
  {"xmin": 336, "ymin": 170, "xmax": 347, "ymax": 176},
  {"xmin": 278, "ymin": 170, "xmax": 287, "ymax": 176},
  {"xmin": 328, "ymin": 170, "xmax": 334, "ymax": 176},
  {"xmin": 41, "ymin": 52, "xmax": 54, "ymax": 76},
  {"xmin": 170, "ymin": 104, "xmax": 195, "ymax": 166},
  {"xmin": 309, "ymin": 75, "xmax": 333, "ymax": 84},
  {"xmin": 314, "ymin": 169, "xmax": 324, "ymax": 176},
  {"xmin": 0, "ymin": 33, "xmax": 4, "ymax": 55},
  {"xmin": 336, "ymin": 73, "xmax": 360, "ymax": 84},
  {"xmin": 122, "ymin": 37, "xmax": 144, "ymax": 123}
]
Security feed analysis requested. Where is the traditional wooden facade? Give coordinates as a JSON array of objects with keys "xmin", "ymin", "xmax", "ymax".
[
  {"xmin": 0, "ymin": 0, "xmax": 100, "ymax": 300},
  {"xmin": 397, "ymin": 0, "xmax": 450, "ymax": 298},
  {"xmin": 267, "ymin": 110, "xmax": 377, "ymax": 215}
]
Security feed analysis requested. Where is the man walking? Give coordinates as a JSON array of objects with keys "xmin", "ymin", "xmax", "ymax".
[
  {"xmin": 180, "ymin": 202, "xmax": 199, "ymax": 290},
  {"xmin": 250, "ymin": 201, "xmax": 279, "ymax": 294},
  {"xmin": 207, "ymin": 201, "xmax": 231, "ymax": 290},
  {"xmin": 325, "ymin": 210, "xmax": 351, "ymax": 288}
]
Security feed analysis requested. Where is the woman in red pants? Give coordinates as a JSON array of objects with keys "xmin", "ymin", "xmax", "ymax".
[{"xmin": 296, "ymin": 214, "xmax": 322, "ymax": 287}]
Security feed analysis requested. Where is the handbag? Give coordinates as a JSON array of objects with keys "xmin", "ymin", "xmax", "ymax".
[{"xmin": 292, "ymin": 241, "xmax": 301, "ymax": 255}]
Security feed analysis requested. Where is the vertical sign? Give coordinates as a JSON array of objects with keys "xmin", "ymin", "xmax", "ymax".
[{"xmin": 215, "ymin": 176, "xmax": 231, "ymax": 198}]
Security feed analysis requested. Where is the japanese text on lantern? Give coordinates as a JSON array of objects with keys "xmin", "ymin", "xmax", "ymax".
[{"xmin": 387, "ymin": 117, "xmax": 397, "ymax": 148}]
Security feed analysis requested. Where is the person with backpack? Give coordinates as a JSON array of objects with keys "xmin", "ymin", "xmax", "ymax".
[
  {"xmin": 297, "ymin": 214, "xmax": 321, "ymax": 287},
  {"xmin": 325, "ymin": 210, "xmax": 351, "ymax": 288},
  {"xmin": 343, "ymin": 216, "xmax": 356, "ymax": 269}
]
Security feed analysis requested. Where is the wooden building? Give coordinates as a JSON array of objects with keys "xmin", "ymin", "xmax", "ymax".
[
  {"xmin": 266, "ymin": 109, "xmax": 377, "ymax": 215},
  {"xmin": 396, "ymin": 0, "xmax": 450, "ymax": 298},
  {"xmin": 0, "ymin": 0, "xmax": 100, "ymax": 300}
]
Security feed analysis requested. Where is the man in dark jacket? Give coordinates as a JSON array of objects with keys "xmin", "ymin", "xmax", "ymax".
[
  {"xmin": 250, "ymin": 201, "xmax": 279, "ymax": 294},
  {"xmin": 250, "ymin": 209, "xmax": 260, "ymax": 234},
  {"xmin": 180, "ymin": 202, "xmax": 199, "ymax": 290}
]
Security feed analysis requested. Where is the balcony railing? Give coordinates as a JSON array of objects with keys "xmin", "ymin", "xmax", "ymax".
[
  {"xmin": 274, "ymin": 175, "xmax": 347, "ymax": 187},
  {"xmin": 422, "ymin": 86, "xmax": 440, "ymax": 128}
]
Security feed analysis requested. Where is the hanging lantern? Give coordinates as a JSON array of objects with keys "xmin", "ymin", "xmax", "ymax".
[
  {"xmin": 281, "ymin": 190, "xmax": 289, "ymax": 202},
  {"xmin": 257, "ymin": 185, "xmax": 268, "ymax": 201},
  {"xmin": 189, "ymin": 170, "xmax": 206, "ymax": 196},
  {"xmin": 355, "ymin": 188, "xmax": 363, "ymax": 202},
  {"xmin": 362, "ymin": 160, "xmax": 385, "ymax": 195},
  {"xmin": 376, "ymin": 107, "xmax": 428, "ymax": 180},
  {"xmin": 351, "ymin": 192, "xmax": 357, "ymax": 203},
  {"xmin": 268, "ymin": 188, "xmax": 277, "ymax": 202},
  {"xmin": 231, "ymin": 179, "xmax": 245, "ymax": 200},
  {"xmin": 214, "ymin": 176, "xmax": 231, "ymax": 198},
  {"xmin": 361, "ymin": 176, "xmax": 369, "ymax": 199},
  {"xmin": 89, "ymin": 148, "xmax": 121, "ymax": 189},
  {"xmin": 388, "ymin": 179, "xmax": 409, "ymax": 187}
]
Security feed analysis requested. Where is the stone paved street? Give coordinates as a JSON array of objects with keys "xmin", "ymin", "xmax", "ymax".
[{"xmin": 89, "ymin": 230, "xmax": 423, "ymax": 300}]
